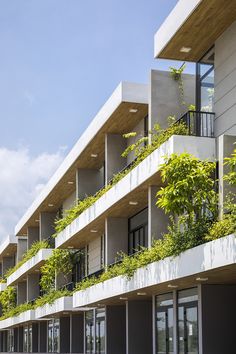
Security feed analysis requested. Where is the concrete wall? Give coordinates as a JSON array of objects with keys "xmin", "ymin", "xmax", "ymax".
[
  {"xmin": 149, "ymin": 70, "xmax": 195, "ymax": 131},
  {"xmin": 71, "ymin": 314, "xmax": 84, "ymax": 353},
  {"xmin": 32, "ymin": 323, "xmax": 38, "ymax": 353},
  {"xmin": 105, "ymin": 217, "xmax": 128, "ymax": 265},
  {"xmin": 27, "ymin": 227, "xmax": 39, "ymax": 249},
  {"xmin": 126, "ymin": 300, "xmax": 152, "ymax": 354},
  {"xmin": 218, "ymin": 135, "xmax": 236, "ymax": 217},
  {"xmin": 201, "ymin": 284, "xmax": 236, "ymax": 354},
  {"xmin": 148, "ymin": 186, "xmax": 169, "ymax": 245},
  {"xmin": 40, "ymin": 212, "xmax": 57, "ymax": 240},
  {"xmin": 60, "ymin": 317, "xmax": 70, "ymax": 353},
  {"xmin": 76, "ymin": 168, "xmax": 104, "ymax": 200},
  {"xmin": 62, "ymin": 191, "xmax": 76, "ymax": 216},
  {"xmin": 17, "ymin": 282, "xmax": 27, "ymax": 305},
  {"xmin": 27, "ymin": 273, "xmax": 40, "ymax": 302},
  {"xmin": 17, "ymin": 238, "xmax": 27, "ymax": 263},
  {"xmin": 105, "ymin": 134, "xmax": 127, "ymax": 183},
  {"xmin": 127, "ymin": 118, "xmax": 146, "ymax": 165},
  {"xmin": 38, "ymin": 322, "xmax": 47, "ymax": 353},
  {"xmin": 106, "ymin": 305, "xmax": 126, "ymax": 354},
  {"xmin": 2, "ymin": 256, "xmax": 15, "ymax": 276},
  {"xmin": 214, "ymin": 20, "xmax": 236, "ymax": 137},
  {"xmin": 13, "ymin": 328, "xmax": 18, "ymax": 352},
  {"xmin": 88, "ymin": 236, "xmax": 103, "ymax": 275},
  {"xmin": 17, "ymin": 327, "xmax": 23, "ymax": 352}
]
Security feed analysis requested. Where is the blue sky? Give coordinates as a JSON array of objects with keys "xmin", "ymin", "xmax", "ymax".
[
  {"xmin": 0, "ymin": 0, "xmax": 181, "ymax": 155},
  {"xmin": 1, "ymin": 0, "xmax": 196, "ymax": 238}
]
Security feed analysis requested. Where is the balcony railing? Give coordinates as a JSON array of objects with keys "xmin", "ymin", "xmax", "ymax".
[{"xmin": 176, "ymin": 110, "xmax": 215, "ymax": 137}]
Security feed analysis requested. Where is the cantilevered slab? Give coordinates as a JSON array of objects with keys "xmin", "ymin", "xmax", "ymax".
[
  {"xmin": 7, "ymin": 249, "xmax": 53, "ymax": 286},
  {"xmin": 154, "ymin": 0, "xmax": 236, "ymax": 61},
  {"xmin": 15, "ymin": 82, "xmax": 148, "ymax": 236},
  {"xmin": 0, "ymin": 235, "xmax": 17, "ymax": 262},
  {"xmin": 0, "ymin": 310, "xmax": 35, "ymax": 330},
  {"xmin": 73, "ymin": 234, "xmax": 236, "ymax": 308},
  {"xmin": 56, "ymin": 135, "xmax": 215, "ymax": 249}
]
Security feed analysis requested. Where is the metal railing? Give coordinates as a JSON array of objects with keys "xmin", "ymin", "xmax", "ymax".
[{"xmin": 176, "ymin": 110, "xmax": 215, "ymax": 137}]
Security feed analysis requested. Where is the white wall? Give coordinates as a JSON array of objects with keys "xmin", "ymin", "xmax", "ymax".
[{"xmin": 214, "ymin": 20, "xmax": 236, "ymax": 137}]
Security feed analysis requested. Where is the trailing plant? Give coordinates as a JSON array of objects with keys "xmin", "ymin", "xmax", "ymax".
[
  {"xmin": 170, "ymin": 63, "xmax": 186, "ymax": 107},
  {"xmin": 224, "ymin": 148, "xmax": 236, "ymax": 186},
  {"xmin": 0, "ymin": 286, "xmax": 16, "ymax": 315},
  {"xmin": 0, "ymin": 302, "xmax": 33, "ymax": 320},
  {"xmin": 54, "ymin": 119, "xmax": 188, "ymax": 236},
  {"xmin": 5, "ymin": 240, "xmax": 49, "ymax": 278},
  {"xmin": 34, "ymin": 289, "xmax": 71, "ymax": 308},
  {"xmin": 40, "ymin": 249, "xmax": 73, "ymax": 293}
]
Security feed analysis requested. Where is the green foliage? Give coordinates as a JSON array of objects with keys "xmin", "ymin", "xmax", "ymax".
[
  {"xmin": 224, "ymin": 148, "xmax": 236, "ymax": 185},
  {"xmin": 156, "ymin": 153, "xmax": 217, "ymax": 219},
  {"xmin": 0, "ymin": 302, "xmax": 34, "ymax": 320},
  {"xmin": 170, "ymin": 63, "xmax": 186, "ymax": 107},
  {"xmin": 0, "ymin": 286, "xmax": 16, "ymax": 315},
  {"xmin": 5, "ymin": 240, "xmax": 49, "ymax": 278},
  {"xmin": 40, "ymin": 249, "xmax": 73, "ymax": 292},
  {"xmin": 34, "ymin": 289, "xmax": 71, "ymax": 308},
  {"xmin": 54, "ymin": 119, "xmax": 188, "ymax": 236}
]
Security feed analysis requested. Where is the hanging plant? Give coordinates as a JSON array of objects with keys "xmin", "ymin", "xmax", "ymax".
[{"xmin": 170, "ymin": 63, "xmax": 186, "ymax": 107}]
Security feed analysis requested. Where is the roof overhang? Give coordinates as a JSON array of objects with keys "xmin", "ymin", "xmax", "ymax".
[
  {"xmin": 0, "ymin": 235, "xmax": 17, "ymax": 262},
  {"xmin": 15, "ymin": 82, "xmax": 148, "ymax": 236},
  {"xmin": 154, "ymin": 0, "xmax": 236, "ymax": 61}
]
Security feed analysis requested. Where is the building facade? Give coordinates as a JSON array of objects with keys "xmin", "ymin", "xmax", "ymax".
[{"xmin": 0, "ymin": 0, "xmax": 236, "ymax": 353}]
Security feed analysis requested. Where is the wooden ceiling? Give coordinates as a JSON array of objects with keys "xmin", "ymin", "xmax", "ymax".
[
  {"xmin": 157, "ymin": 0, "xmax": 236, "ymax": 61},
  {"xmin": 0, "ymin": 244, "xmax": 17, "ymax": 262},
  {"xmin": 18, "ymin": 102, "xmax": 148, "ymax": 235}
]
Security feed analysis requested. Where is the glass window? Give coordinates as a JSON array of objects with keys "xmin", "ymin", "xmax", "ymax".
[
  {"xmin": 48, "ymin": 319, "xmax": 60, "ymax": 353},
  {"xmin": 178, "ymin": 288, "xmax": 198, "ymax": 354},
  {"xmin": 96, "ymin": 308, "xmax": 105, "ymax": 354},
  {"xmin": 85, "ymin": 310, "xmax": 95, "ymax": 354},
  {"xmin": 23, "ymin": 326, "xmax": 28, "ymax": 353},
  {"xmin": 7, "ymin": 329, "xmax": 14, "ymax": 352},
  {"xmin": 156, "ymin": 293, "xmax": 174, "ymax": 354},
  {"xmin": 129, "ymin": 208, "xmax": 148, "ymax": 255}
]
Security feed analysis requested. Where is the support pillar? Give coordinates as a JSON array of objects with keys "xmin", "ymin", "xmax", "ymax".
[
  {"xmin": 148, "ymin": 185, "xmax": 169, "ymax": 247},
  {"xmin": 126, "ymin": 300, "xmax": 152, "ymax": 354},
  {"xmin": 105, "ymin": 133, "xmax": 127, "ymax": 184},
  {"xmin": 17, "ymin": 237, "xmax": 27, "ymax": 263},
  {"xmin": 27, "ymin": 227, "xmax": 39, "ymax": 250},
  {"xmin": 106, "ymin": 305, "xmax": 126, "ymax": 354},
  {"xmin": 60, "ymin": 317, "xmax": 70, "ymax": 353},
  {"xmin": 17, "ymin": 281, "xmax": 27, "ymax": 305},
  {"xmin": 38, "ymin": 321, "xmax": 47, "ymax": 353},
  {"xmin": 70, "ymin": 313, "xmax": 84, "ymax": 353},
  {"xmin": 2, "ymin": 256, "xmax": 15, "ymax": 277},
  {"xmin": 105, "ymin": 217, "xmax": 128, "ymax": 266},
  {"xmin": 76, "ymin": 168, "xmax": 104, "ymax": 200},
  {"xmin": 27, "ymin": 273, "xmax": 40, "ymax": 302},
  {"xmin": 40, "ymin": 212, "xmax": 57, "ymax": 241}
]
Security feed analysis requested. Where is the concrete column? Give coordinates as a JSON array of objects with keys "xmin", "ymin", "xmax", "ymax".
[
  {"xmin": 40, "ymin": 211, "xmax": 57, "ymax": 241},
  {"xmin": 200, "ymin": 284, "xmax": 236, "ymax": 354},
  {"xmin": 60, "ymin": 317, "xmax": 70, "ymax": 353},
  {"xmin": 105, "ymin": 217, "xmax": 128, "ymax": 266},
  {"xmin": 17, "ymin": 281, "xmax": 27, "ymax": 305},
  {"xmin": 148, "ymin": 70, "xmax": 195, "ymax": 132},
  {"xmin": 106, "ymin": 305, "xmax": 126, "ymax": 354},
  {"xmin": 126, "ymin": 300, "xmax": 152, "ymax": 354},
  {"xmin": 32, "ymin": 323, "xmax": 39, "ymax": 353},
  {"xmin": 17, "ymin": 237, "xmax": 27, "ymax": 263},
  {"xmin": 38, "ymin": 322, "xmax": 47, "ymax": 353},
  {"xmin": 13, "ymin": 328, "xmax": 18, "ymax": 352},
  {"xmin": 70, "ymin": 313, "xmax": 84, "ymax": 353},
  {"xmin": 76, "ymin": 168, "xmax": 104, "ymax": 200},
  {"xmin": 2, "ymin": 331, "xmax": 7, "ymax": 352},
  {"xmin": 105, "ymin": 133, "xmax": 127, "ymax": 184},
  {"xmin": 2, "ymin": 256, "xmax": 15, "ymax": 276},
  {"xmin": 27, "ymin": 273, "xmax": 40, "ymax": 302},
  {"xmin": 27, "ymin": 227, "xmax": 39, "ymax": 250},
  {"xmin": 17, "ymin": 326, "xmax": 23, "ymax": 352},
  {"xmin": 148, "ymin": 186, "xmax": 169, "ymax": 247},
  {"xmin": 218, "ymin": 135, "xmax": 236, "ymax": 218}
]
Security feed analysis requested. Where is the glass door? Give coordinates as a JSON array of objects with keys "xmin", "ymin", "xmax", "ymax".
[
  {"xmin": 156, "ymin": 293, "xmax": 174, "ymax": 354},
  {"xmin": 85, "ymin": 310, "xmax": 95, "ymax": 354},
  {"xmin": 95, "ymin": 308, "xmax": 105, "ymax": 354},
  {"xmin": 178, "ymin": 288, "xmax": 198, "ymax": 354}
]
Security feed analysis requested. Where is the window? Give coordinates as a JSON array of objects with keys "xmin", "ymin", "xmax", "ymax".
[
  {"xmin": 23, "ymin": 325, "xmax": 32, "ymax": 353},
  {"xmin": 156, "ymin": 293, "xmax": 174, "ymax": 354},
  {"xmin": 48, "ymin": 319, "xmax": 60, "ymax": 353},
  {"xmin": 196, "ymin": 47, "xmax": 214, "ymax": 113},
  {"xmin": 7, "ymin": 329, "xmax": 14, "ymax": 352},
  {"xmin": 128, "ymin": 208, "xmax": 148, "ymax": 255},
  {"xmin": 178, "ymin": 288, "xmax": 198, "ymax": 354},
  {"xmin": 85, "ymin": 310, "xmax": 95, "ymax": 354}
]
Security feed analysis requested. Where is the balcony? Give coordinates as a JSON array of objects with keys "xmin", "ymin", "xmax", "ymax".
[{"xmin": 177, "ymin": 110, "xmax": 215, "ymax": 138}]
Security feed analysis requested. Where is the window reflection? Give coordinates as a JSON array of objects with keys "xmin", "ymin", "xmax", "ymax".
[{"xmin": 156, "ymin": 293, "xmax": 174, "ymax": 354}]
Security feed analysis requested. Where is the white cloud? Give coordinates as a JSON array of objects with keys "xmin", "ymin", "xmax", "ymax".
[{"xmin": 0, "ymin": 147, "xmax": 65, "ymax": 242}]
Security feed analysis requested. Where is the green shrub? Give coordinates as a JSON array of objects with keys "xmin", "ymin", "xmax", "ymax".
[
  {"xmin": 5, "ymin": 240, "xmax": 49, "ymax": 278},
  {"xmin": 0, "ymin": 286, "xmax": 16, "ymax": 315},
  {"xmin": 34, "ymin": 289, "xmax": 71, "ymax": 308}
]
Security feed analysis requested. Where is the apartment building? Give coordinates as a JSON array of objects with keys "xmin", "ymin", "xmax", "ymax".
[{"xmin": 0, "ymin": 0, "xmax": 235, "ymax": 353}]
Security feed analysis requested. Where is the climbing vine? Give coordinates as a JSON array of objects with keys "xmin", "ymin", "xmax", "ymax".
[{"xmin": 170, "ymin": 63, "xmax": 186, "ymax": 107}]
